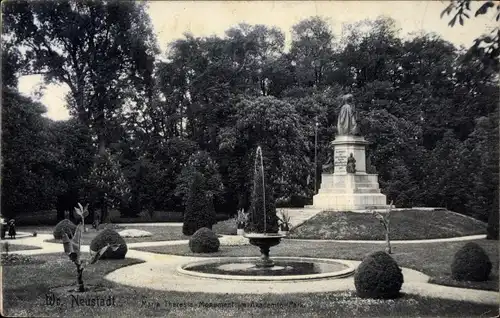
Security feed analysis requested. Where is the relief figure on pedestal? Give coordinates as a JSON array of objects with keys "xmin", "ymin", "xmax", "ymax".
[
  {"xmin": 346, "ymin": 153, "xmax": 356, "ymax": 174},
  {"xmin": 322, "ymin": 143, "xmax": 334, "ymax": 174}
]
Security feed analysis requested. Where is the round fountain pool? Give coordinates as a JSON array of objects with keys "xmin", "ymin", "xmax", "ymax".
[{"xmin": 177, "ymin": 257, "xmax": 355, "ymax": 281}]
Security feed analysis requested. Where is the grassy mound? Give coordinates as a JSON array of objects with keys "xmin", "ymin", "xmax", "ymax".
[{"xmin": 289, "ymin": 209, "xmax": 486, "ymax": 240}]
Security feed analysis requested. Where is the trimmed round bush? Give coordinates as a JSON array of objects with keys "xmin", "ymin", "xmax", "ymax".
[
  {"xmin": 354, "ymin": 251, "xmax": 404, "ymax": 299},
  {"xmin": 451, "ymin": 242, "xmax": 492, "ymax": 281},
  {"xmin": 189, "ymin": 227, "xmax": 220, "ymax": 253},
  {"xmin": 53, "ymin": 219, "xmax": 77, "ymax": 240},
  {"xmin": 90, "ymin": 228, "xmax": 127, "ymax": 259}
]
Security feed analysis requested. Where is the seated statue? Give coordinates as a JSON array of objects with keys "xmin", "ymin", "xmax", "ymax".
[
  {"xmin": 322, "ymin": 146, "xmax": 335, "ymax": 173},
  {"xmin": 346, "ymin": 153, "xmax": 356, "ymax": 174}
]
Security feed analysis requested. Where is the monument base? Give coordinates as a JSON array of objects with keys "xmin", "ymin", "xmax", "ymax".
[{"xmin": 312, "ymin": 173, "xmax": 389, "ymax": 211}]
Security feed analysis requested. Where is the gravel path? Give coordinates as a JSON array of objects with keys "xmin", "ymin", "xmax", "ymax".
[{"xmin": 5, "ymin": 233, "xmax": 498, "ymax": 305}]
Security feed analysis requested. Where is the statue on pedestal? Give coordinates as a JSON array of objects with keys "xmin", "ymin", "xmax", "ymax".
[
  {"xmin": 346, "ymin": 153, "xmax": 356, "ymax": 174},
  {"xmin": 337, "ymin": 94, "xmax": 359, "ymax": 136}
]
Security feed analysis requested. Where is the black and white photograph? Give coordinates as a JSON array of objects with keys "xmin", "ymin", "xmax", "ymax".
[{"xmin": 1, "ymin": 0, "xmax": 499, "ymax": 316}]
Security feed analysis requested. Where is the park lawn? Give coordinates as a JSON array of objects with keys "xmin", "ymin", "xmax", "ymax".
[
  {"xmin": 1, "ymin": 244, "xmax": 42, "ymax": 252},
  {"xmin": 289, "ymin": 209, "xmax": 487, "ymax": 240},
  {"xmin": 213, "ymin": 218, "xmax": 238, "ymax": 235},
  {"xmin": 44, "ymin": 225, "xmax": 188, "ymax": 245},
  {"xmin": 135, "ymin": 239, "xmax": 499, "ymax": 292},
  {"xmin": 2, "ymin": 253, "xmax": 497, "ymax": 317}
]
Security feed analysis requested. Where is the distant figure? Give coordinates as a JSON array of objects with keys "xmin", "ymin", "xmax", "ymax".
[
  {"xmin": 346, "ymin": 153, "xmax": 356, "ymax": 174},
  {"xmin": 337, "ymin": 94, "xmax": 359, "ymax": 136},
  {"xmin": 8, "ymin": 219, "xmax": 16, "ymax": 239}
]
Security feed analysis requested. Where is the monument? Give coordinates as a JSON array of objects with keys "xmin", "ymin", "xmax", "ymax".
[{"xmin": 312, "ymin": 94, "xmax": 388, "ymax": 211}]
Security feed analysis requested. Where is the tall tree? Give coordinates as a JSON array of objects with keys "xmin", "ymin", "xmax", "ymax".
[
  {"xmin": 290, "ymin": 16, "xmax": 335, "ymax": 88},
  {"xmin": 1, "ymin": 88, "xmax": 63, "ymax": 218},
  {"xmin": 3, "ymin": 0, "xmax": 158, "ymax": 154}
]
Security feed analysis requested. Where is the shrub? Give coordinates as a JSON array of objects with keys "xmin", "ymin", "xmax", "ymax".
[
  {"xmin": 183, "ymin": 172, "xmax": 216, "ymax": 236},
  {"xmin": 189, "ymin": 228, "xmax": 220, "ymax": 253},
  {"xmin": 354, "ymin": 251, "xmax": 404, "ymax": 299},
  {"xmin": 212, "ymin": 218, "xmax": 237, "ymax": 235},
  {"xmin": 451, "ymin": 242, "xmax": 492, "ymax": 281},
  {"xmin": 487, "ymin": 209, "xmax": 499, "ymax": 240},
  {"xmin": 90, "ymin": 229, "xmax": 127, "ymax": 259},
  {"xmin": 53, "ymin": 219, "xmax": 77, "ymax": 240}
]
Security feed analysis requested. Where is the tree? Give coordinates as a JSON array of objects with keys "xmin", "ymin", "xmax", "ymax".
[
  {"xmin": 219, "ymin": 96, "xmax": 313, "ymax": 207},
  {"xmin": 182, "ymin": 172, "xmax": 217, "ymax": 236},
  {"xmin": 441, "ymin": 0, "xmax": 499, "ymax": 72},
  {"xmin": 290, "ymin": 16, "xmax": 335, "ymax": 88},
  {"xmin": 175, "ymin": 151, "xmax": 224, "ymax": 210},
  {"xmin": 84, "ymin": 150, "xmax": 130, "ymax": 222},
  {"xmin": 465, "ymin": 114, "xmax": 499, "ymax": 226},
  {"xmin": 1, "ymin": 87, "xmax": 64, "ymax": 218},
  {"xmin": 3, "ymin": 0, "xmax": 158, "ymax": 154}
]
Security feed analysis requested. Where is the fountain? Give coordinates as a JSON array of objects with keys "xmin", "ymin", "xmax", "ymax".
[
  {"xmin": 243, "ymin": 146, "xmax": 285, "ymax": 268},
  {"xmin": 176, "ymin": 146, "xmax": 355, "ymax": 280}
]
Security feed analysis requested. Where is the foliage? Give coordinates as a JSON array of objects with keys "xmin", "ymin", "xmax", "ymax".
[
  {"xmin": 236, "ymin": 209, "xmax": 248, "ymax": 229},
  {"xmin": 3, "ymin": 0, "xmax": 158, "ymax": 152},
  {"xmin": 63, "ymin": 224, "xmax": 121, "ymax": 292},
  {"xmin": 188, "ymin": 227, "xmax": 220, "ymax": 253},
  {"xmin": 53, "ymin": 219, "xmax": 77, "ymax": 240},
  {"xmin": 3, "ymin": 11, "xmax": 498, "ymax": 227},
  {"xmin": 219, "ymin": 96, "xmax": 312, "ymax": 206},
  {"xmin": 354, "ymin": 251, "xmax": 404, "ymax": 299},
  {"xmin": 85, "ymin": 150, "xmax": 130, "ymax": 222},
  {"xmin": 182, "ymin": 172, "xmax": 217, "ymax": 236},
  {"xmin": 175, "ymin": 151, "xmax": 223, "ymax": 209},
  {"xmin": 73, "ymin": 203, "xmax": 89, "ymax": 232},
  {"xmin": 441, "ymin": 0, "xmax": 499, "ymax": 72},
  {"xmin": 1, "ymin": 88, "xmax": 64, "ymax": 218},
  {"xmin": 451, "ymin": 242, "xmax": 492, "ymax": 281},
  {"xmin": 277, "ymin": 209, "xmax": 291, "ymax": 231},
  {"xmin": 89, "ymin": 229, "xmax": 127, "ymax": 259}
]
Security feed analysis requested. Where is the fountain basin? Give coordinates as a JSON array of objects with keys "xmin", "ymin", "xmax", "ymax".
[
  {"xmin": 177, "ymin": 257, "xmax": 355, "ymax": 281},
  {"xmin": 243, "ymin": 233, "xmax": 285, "ymax": 267}
]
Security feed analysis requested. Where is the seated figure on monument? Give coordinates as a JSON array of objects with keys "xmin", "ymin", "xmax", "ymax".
[
  {"xmin": 322, "ymin": 145, "xmax": 334, "ymax": 173},
  {"xmin": 346, "ymin": 153, "xmax": 356, "ymax": 174},
  {"xmin": 337, "ymin": 94, "xmax": 360, "ymax": 136}
]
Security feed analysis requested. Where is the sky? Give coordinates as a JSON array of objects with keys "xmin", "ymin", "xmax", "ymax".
[{"xmin": 17, "ymin": 1, "xmax": 498, "ymax": 121}]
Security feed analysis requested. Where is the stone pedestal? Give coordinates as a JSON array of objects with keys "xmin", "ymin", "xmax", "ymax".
[{"xmin": 312, "ymin": 135, "xmax": 388, "ymax": 211}]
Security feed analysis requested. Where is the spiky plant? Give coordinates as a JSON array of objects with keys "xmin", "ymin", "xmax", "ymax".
[
  {"xmin": 62, "ymin": 224, "xmax": 121, "ymax": 292},
  {"xmin": 73, "ymin": 203, "xmax": 89, "ymax": 232},
  {"xmin": 372, "ymin": 201, "xmax": 394, "ymax": 254}
]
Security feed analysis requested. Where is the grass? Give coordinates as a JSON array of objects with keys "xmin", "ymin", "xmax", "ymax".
[
  {"xmin": 213, "ymin": 218, "xmax": 238, "ymax": 235},
  {"xmin": 289, "ymin": 209, "xmax": 487, "ymax": 240},
  {"xmin": 43, "ymin": 224, "xmax": 189, "ymax": 245},
  {"xmin": 0, "ymin": 244, "xmax": 42, "ymax": 252},
  {"xmin": 13, "ymin": 209, "xmax": 230, "ymax": 226},
  {"xmin": 135, "ymin": 239, "xmax": 499, "ymax": 291},
  {"xmin": 2, "ymin": 253, "xmax": 497, "ymax": 317}
]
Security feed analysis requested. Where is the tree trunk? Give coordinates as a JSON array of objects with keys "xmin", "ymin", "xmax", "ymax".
[
  {"xmin": 98, "ymin": 138, "xmax": 106, "ymax": 156},
  {"xmin": 385, "ymin": 225, "xmax": 392, "ymax": 254},
  {"xmin": 77, "ymin": 264, "xmax": 85, "ymax": 292},
  {"xmin": 100, "ymin": 193, "xmax": 108, "ymax": 223}
]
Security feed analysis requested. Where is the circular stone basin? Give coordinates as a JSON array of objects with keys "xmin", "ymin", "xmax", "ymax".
[{"xmin": 177, "ymin": 257, "xmax": 355, "ymax": 281}]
